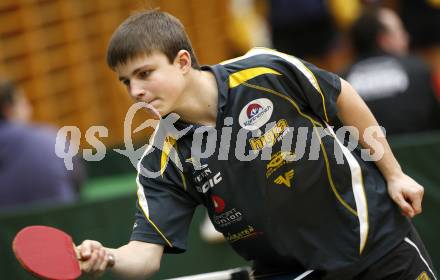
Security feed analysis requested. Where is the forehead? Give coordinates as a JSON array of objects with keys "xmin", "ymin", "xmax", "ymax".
[{"xmin": 115, "ymin": 51, "xmax": 169, "ymax": 77}]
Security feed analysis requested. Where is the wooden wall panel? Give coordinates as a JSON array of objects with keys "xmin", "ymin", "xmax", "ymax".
[{"xmin": 0, "ymin": 0, "xmax": 233, "ymax": 147}]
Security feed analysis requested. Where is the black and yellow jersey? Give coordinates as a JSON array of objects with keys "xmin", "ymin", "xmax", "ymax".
[{"xmin": 131, "ymin": 48, "xmax": 410, "ymax": 279}]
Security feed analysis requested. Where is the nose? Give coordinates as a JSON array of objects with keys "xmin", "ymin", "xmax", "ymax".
[{"xmin": 129, "ymin": 81, "xmax": 146, "ymax": 101}]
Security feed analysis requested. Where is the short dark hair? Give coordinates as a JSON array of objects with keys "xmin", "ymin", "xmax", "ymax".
[
  {"xmin": 0, "ymin": 79, "xmax": 18, "ymax": 119},
  {"xmin": 107, "ymin": 9, "xmax": 199, "ymax": 70},
  {"xmin": 349, "ymin": 9, "xmax": 385, "ymax": 56}
]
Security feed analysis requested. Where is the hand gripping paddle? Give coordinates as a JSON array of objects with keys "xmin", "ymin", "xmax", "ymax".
[{"xmin": 12, "ymin": 225, "xmax": 114, "ymax": 280}]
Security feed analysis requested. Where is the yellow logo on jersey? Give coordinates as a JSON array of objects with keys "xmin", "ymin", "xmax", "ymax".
[
  {"xmin": 274, "ymin": 169, "xmax": 294, "ymax": 188},
  {"xmin": 266, "ymin": 151, "xmax": 295, "ymax": 178},
  {"xmin": 249, "ymin": 119, "xmax": 288, "ymax": 151},
  {"xmin": 417, "ymin": 271, "xmax": 430, "ymax": 280},
  {"xmin": 225, "ymin": 225, "xmax": 259, "ymax": 243}
]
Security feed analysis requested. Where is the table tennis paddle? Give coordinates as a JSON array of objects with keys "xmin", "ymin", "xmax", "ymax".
[{"xmin": 12, "ymin": 225, "xmax": 114, "ymax": 280}]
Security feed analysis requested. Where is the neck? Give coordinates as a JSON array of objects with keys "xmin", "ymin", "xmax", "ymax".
[{"xmin": 173, "ymin": 69, "xmax": 218, "ymax": 126}]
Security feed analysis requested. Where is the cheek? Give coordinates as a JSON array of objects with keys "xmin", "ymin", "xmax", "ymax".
[{"xmin": 157, "ymin": 76, "xmax": 185, "ymax": 98}]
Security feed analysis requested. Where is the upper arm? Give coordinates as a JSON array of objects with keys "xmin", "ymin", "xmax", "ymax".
[
  {"xmin": 131, "ymin": 145, "xmax": 199, "ymax": 254},
  {"xmin": 336, "ymin": 78, "xmax": 377, "ymax": 126},
  {"xmin": 132, "ymin": 172, "xmax": 198, "ymax": 253}
]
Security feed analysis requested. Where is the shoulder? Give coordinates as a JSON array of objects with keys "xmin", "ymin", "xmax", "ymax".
[
  {"xmin": 220, "ymin": 48, "xmax": 339, "ymax": 89},
  {"xmin": 219, "ymin": 47, "xmax": 308, "ymax": 74}
]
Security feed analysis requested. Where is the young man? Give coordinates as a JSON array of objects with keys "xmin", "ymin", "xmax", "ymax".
[{"xmin": 77, "ymin": 10, "xmax": 437, "ymax": 280}]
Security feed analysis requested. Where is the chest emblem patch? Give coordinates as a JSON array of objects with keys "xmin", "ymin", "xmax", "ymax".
[
  {"xmin": 266, "ymin": 151, "xmax": 295, "ymax": 178},
  {"xmin": 239, "ymin": 98, "xmax": 273, "ymax": 130},
  {"xmin": 274, "ymin": 169, "xmax": 295, "ymax": 188}
]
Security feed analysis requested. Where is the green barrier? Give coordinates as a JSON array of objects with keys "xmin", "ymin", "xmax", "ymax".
[
  {"xmin": 85, "ymin": 148, "xmax": 137, "ymax": 179},
  {"xmin": 81, "ymin": 173, "xmax": 137, "ymax": 201}
]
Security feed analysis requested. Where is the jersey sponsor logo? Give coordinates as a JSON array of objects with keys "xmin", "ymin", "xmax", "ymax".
[
  {"xmin": 195, "ymin": 171, "xmax": 222, "ymax": 193},
  {"xmin": 247, "ymin": 103, "xmax": 263, "ymax": 118},
  {"xmin": 266, "ymin": 151, "xmax": 295, "ymax": 178},
  {"xmin": 417, "ymin": 272, "xmax": 430, "ymax": 280},
  {"xmin": 274, "ymin": 169, "xmax": 295, "ymax": 188},
  {"xmin": 193, "ymin": 167, "xmax": 212, "ymax": 184},
  {"xmin": 249, "ymin": 119, "xmax": 289, "ymax": 150},
  {"xmin": 189, "ymin": 161, "xmax": 223, "ymax": 193},
  {"xmin": 213, "ymin": 208, "xmax": 243, "ymax": 227},
  {"xmin": 225, "ymin": 225, "xmax": 262, "ymax": 243},
  {"xmin": 239, "ymin": 98, "xmax": 273, "ymax": 130},
  {"xmin": 212, "ymin": 195, "xmax": 226, "ymax": 214}
]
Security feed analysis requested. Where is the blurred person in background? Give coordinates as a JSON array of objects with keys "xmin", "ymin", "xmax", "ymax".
[
  {"xmin": 344, "ymin": 7, "xmax": 440, "ymax": 135},
  {"xmin": 0, "ymin": 79, "xmax": 84, "ymax": 211}
]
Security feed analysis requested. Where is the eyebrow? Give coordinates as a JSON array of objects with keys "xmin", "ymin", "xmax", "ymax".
[{"xmin": 118, "ymin": 64, "xmax": 153, "ymax": 81}]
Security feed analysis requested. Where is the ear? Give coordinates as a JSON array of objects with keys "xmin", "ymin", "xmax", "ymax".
[{"xmin": 174, "ymin": 50, "xmax": 192, "ymax": 74}]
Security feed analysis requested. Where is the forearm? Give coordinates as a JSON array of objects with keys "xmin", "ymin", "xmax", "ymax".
[
  {"xmin": 363, "ymin": 134, "xmax": 403, "ymax": 181},
  {"xmin": 336, "ymin": 79, "xmax": 403, "ymax": 180},
  {"xmin": 107, "ymin": 242, "xmax": 163, "ymax": 279}
]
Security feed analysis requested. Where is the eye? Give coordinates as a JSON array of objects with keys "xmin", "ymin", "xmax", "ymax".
[
  {"xmin": 138, "ymin": 70, "xmax": 151, "ymax": 79},
  {"xmin": 119, "ymin": 79, "xmax": 130, "ymax": 87}
]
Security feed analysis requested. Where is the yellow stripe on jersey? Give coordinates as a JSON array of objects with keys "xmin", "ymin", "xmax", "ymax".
[
  {"xmin": 173, "ymin": 144, "xmax": 188, "ymax": 192},
  {"xmin": 229, "ymin": 67, "xmax": 282, "ymax": 88},
  {"xmin": 160, "ymin": 136, "xmax": 177, "ymax": 177}
]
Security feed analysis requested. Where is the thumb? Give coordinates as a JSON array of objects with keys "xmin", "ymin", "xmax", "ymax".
[{"xmin": 78, "ymin": 241, "xmax": 92, "ymax": 259}]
